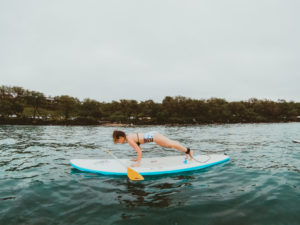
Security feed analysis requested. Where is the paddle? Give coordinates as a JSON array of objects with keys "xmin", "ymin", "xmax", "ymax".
[{"xmin": 106, "ymin": 150, "xmax": 144, "ymax": 181}]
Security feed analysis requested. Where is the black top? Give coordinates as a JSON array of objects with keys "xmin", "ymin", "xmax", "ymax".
[{"xmin": 136, "ymin": 133, "xmax": 141, "ymax": 146}]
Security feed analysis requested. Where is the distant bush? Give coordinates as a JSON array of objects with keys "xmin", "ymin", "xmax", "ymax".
[{"xmin": 0, "ymin": 85, "xmax": 299, "ymax": 125}]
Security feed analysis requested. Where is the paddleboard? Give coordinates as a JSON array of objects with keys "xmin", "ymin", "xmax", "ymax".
[
  {"xmin": 70, "ymin": 154, "xmax": 230, "ymax": 176},
  {"xmin": 293, "ymin": 140, "xmax": 300, "ymax": 143}
]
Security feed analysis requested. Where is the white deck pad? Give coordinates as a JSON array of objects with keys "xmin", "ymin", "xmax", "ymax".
[{"xmin": 70, "ymin": 154, "xmax": 230, "ymax": 176}]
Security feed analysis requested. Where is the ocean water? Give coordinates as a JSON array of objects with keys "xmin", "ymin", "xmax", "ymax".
[{"xmin": 1, "ymin": 123, "xmax": 300, "ymax": 225}]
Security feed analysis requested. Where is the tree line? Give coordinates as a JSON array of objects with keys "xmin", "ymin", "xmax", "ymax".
[{"xmin": 0, "ymin": 85, "xmax": 299, "ymax": 125}]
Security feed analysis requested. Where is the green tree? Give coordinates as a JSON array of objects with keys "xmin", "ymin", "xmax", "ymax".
[
  {"xmin": 206, "ymin": 98, "xmax": 229, "ymax": 123},
  {"xmin": 79, "ymin": 99, "xmax": 102, "ymax": 119},
  {"xmin": 55, "ymin": 95, "xmax": 80, "ymax": 120},
  {"xmin": 25, "ymin": 91, "xmax": 46, "ymax": 119},
  {"xmin": 119, "ymin": 99, "xmax": 139, "ymax": 122},
  {"xmin": 0, "ymin": 99, "xmax": 12, "ymax": 117}
]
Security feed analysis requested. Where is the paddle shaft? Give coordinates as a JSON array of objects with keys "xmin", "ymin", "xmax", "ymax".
[
  {"xmin": 106, "ymin": 150, "xmax": 127, "ymax": 168},
  {"xmin": 106, "ymin": 150, "xmax": 144, "ymax": 181}
]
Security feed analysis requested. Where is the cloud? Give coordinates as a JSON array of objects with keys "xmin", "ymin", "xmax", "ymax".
[{"xmin": 0, "ymin": 0, "xmax": 299, "ymax": 102}]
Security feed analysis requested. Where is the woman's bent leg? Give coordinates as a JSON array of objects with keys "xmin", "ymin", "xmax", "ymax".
[{"xmin": 153, "ymin": 133, "xmax": 193, "ymax": 158}]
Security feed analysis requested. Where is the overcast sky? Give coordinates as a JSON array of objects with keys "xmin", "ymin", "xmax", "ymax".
[{"xmin": 0, "ymin": 0, "xmax": 299, "ymax": 102}]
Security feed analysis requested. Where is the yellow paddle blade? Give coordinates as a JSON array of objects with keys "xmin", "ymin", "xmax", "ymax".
[{"xmin": 127, "ymin": 167, "xmax": 144, "ymax": 181}]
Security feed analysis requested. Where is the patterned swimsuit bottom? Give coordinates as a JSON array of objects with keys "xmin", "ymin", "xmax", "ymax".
[{"xmin": 143, "ymin": 131, "xmax": 157, "ymax": 143}]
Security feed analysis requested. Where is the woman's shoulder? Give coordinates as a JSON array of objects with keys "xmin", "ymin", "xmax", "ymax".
[
  {"xmin": 127, "ymin": 132, "xmax": 144, "ymax": 139},
  {"xmin": 126, "ymin": 133, "xmax": 137, "ymax": 138}
]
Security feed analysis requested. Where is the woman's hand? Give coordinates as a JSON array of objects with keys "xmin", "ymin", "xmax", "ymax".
[
  {"xmin": 131, "ymin": 162, "xmax": 141, "ymax": 167},
  {"xmin": 130, "ymin": 158, "xmax": 138, "ymax": 162}
]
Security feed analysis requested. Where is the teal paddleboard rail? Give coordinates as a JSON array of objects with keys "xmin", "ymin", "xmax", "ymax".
[{"xmin": 70, "ymin": 156, "xmax": 230, "ymax": 176}]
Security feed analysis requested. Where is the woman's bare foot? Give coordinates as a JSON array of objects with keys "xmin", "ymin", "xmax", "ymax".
[
  {"xmin": 189, "ymin": 149, "xmax": 194, "ymax": 160},
  {"xmin": 185, "ymin": 148, "xmax": 194, "ymax": 161}
]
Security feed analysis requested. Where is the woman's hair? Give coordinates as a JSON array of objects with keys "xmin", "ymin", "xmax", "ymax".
[{"xmin": 113, "ymin": 130, "xmax": 126, "ymax": 143}]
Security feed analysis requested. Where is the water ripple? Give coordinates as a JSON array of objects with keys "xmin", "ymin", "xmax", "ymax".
[{"xmin": 1, "ymin": 123, "xmax": 300, "ymax": 224}]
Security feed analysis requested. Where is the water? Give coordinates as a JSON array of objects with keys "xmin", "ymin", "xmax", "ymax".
[{"xmin": 1, "ymin": 123, "xmax": 300, "ymax": 225}]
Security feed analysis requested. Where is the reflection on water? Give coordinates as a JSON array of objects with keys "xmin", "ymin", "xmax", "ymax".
[
  {"xmin": 112, "ymin": 175, "xmax": 194, "ymax": 209},
  {"xmin": 1, "ymin": 123, "xmax": 300, "ymax": 225},
  {"xmin": 70, "ymin": 168, "xmax": 196, "ymax": 209}
]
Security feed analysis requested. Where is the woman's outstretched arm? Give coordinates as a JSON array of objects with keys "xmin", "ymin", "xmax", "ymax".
[{"xmin": 127, "ymin": 138, "xmax": 142, "ymax": 166}]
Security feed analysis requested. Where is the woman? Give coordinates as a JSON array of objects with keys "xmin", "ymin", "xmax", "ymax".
[{"xmin": 113, "ymin": 130, "xmax": 194, "ymax": 167}]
